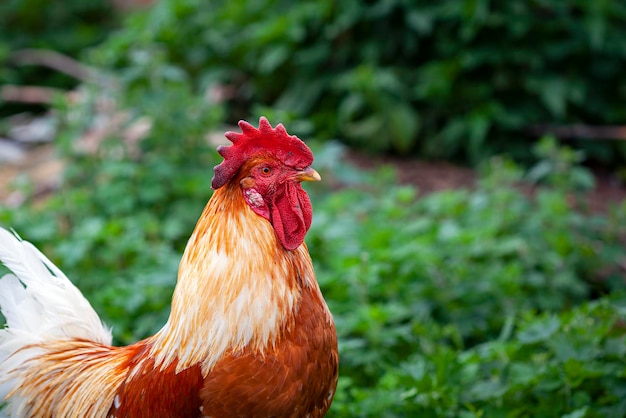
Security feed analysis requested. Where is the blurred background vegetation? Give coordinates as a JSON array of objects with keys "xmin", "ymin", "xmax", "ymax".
[{"xmin": 2, "ymin": 0, "xmax": 626, "ymax": 417}]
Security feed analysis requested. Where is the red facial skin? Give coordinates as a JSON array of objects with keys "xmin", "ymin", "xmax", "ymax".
[{"xmin": 239, "ymin": 160, "xmax": 313, "ymax": 251}]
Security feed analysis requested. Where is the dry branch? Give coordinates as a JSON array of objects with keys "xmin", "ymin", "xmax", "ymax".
[
  {"xmin": 527, "ymin": 124, "xmax": 626, "ymax": 141},
  {"xmin": 1, "ymin": 85, "xmax": 65, "ymax": 104},
  {"xmin": 9, "ymin": 49, "xmax": 113, "ymax": 86}
]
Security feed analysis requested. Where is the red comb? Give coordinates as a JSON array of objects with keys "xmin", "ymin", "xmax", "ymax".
[{"xmin": 211, "ymin": 117, "xmax": 314, "ymax": 189}]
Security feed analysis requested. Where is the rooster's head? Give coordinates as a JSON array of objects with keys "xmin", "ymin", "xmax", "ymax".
[{"xmin": 212, "ymin": 117, "xmax": 320, "ymax": 250}]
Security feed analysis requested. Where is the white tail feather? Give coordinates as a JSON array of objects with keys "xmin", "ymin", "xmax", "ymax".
[{"xmin": 0, "ymin": 227, "xmax": 112, "ymax": 406}]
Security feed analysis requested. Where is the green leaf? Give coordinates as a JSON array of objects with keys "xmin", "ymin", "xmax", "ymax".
[
  {"xmin": 561, "ymin": 406, "xmax": 588, "ymax": 418},
  {"xmin": 518, "ymin": 316, "xmax": 561, "ymax": 344}
]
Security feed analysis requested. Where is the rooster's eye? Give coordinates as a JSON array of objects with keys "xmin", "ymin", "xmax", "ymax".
[{"xmin": 261, "ymin": 166, "xmax": 272, "ymax": 175}]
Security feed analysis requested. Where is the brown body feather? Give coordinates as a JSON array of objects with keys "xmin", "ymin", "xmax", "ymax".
[
  {"xmin": 108, "ymin": 281, "xmax": 337, "ymax": 418},
  {"xmin": 201, "ymin": 282, "xmax": 338, "ymax": 417}
]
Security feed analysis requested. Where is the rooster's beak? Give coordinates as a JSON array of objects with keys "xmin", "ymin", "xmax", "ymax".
[{"xmin": 294, "ymin": 167, "xmax": 321, "ymax": 182}]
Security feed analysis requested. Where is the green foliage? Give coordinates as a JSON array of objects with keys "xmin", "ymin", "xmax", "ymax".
[
  {"xmin": 90, "ymin": 0, "xmax": 626, "ymax": 164},
  {"xmin": 527, "ymin": 136, "xmax": 596, "ymax": 192},
  {"xmin": 304, "ymin": 152, "xmax": 626, "ymax": 416},
  {"xmin": 0, "ymin": 0, "xmax": 116, "ymax": 52},
  {"xmin": 335, "ymin": 299, "xmax": 626, "ymax": 418}
]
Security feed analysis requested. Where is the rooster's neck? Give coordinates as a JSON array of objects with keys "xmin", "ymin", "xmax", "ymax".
[{"xmin": 150, "ymin": 185, "xmax": 315, "ymax": 375}]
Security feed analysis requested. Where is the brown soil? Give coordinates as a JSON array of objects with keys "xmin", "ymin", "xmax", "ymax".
[
  {"xmin": 0, "ymin": 144, "xmax": 63, "ymax": 207},
  {"xmin": 347, "ymin": 152, "xmax": 476, "ymax": 194},
  {"xmin": 348, "ymin": 151, "xmax": 626, "ymax": 213}
]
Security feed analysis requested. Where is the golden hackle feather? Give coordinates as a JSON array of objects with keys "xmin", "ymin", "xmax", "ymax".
[{"xmin": 149, "ymin": 183, "xmax": 318, "ymax": 375}]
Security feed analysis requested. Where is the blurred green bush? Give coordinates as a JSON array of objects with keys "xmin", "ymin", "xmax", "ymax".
[
  {"xmin": 0, "ymin": 0, "xmax": 118, "ymax": 117},
  {"xmin": 89, "ymin": 0, "xmax": 626, "ymax": 164},
  {"xmin": 309, "ymin": 150, "xmax": 626, "ymax": 416}
]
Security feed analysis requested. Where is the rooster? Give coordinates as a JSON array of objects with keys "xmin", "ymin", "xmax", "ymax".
[{"xmin": 0, "ymin": 117, "xmax": 338, "ymax": 418}]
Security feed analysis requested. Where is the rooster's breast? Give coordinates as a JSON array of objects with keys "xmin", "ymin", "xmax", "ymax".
[{"xmin": 200, "ymin": 286, "xmax": 338, "ymax": 417}]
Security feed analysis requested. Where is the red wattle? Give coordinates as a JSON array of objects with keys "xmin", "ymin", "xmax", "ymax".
[{"xmin": 270, "ymin": 183, "xmax": 312, "ymax": 251}]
